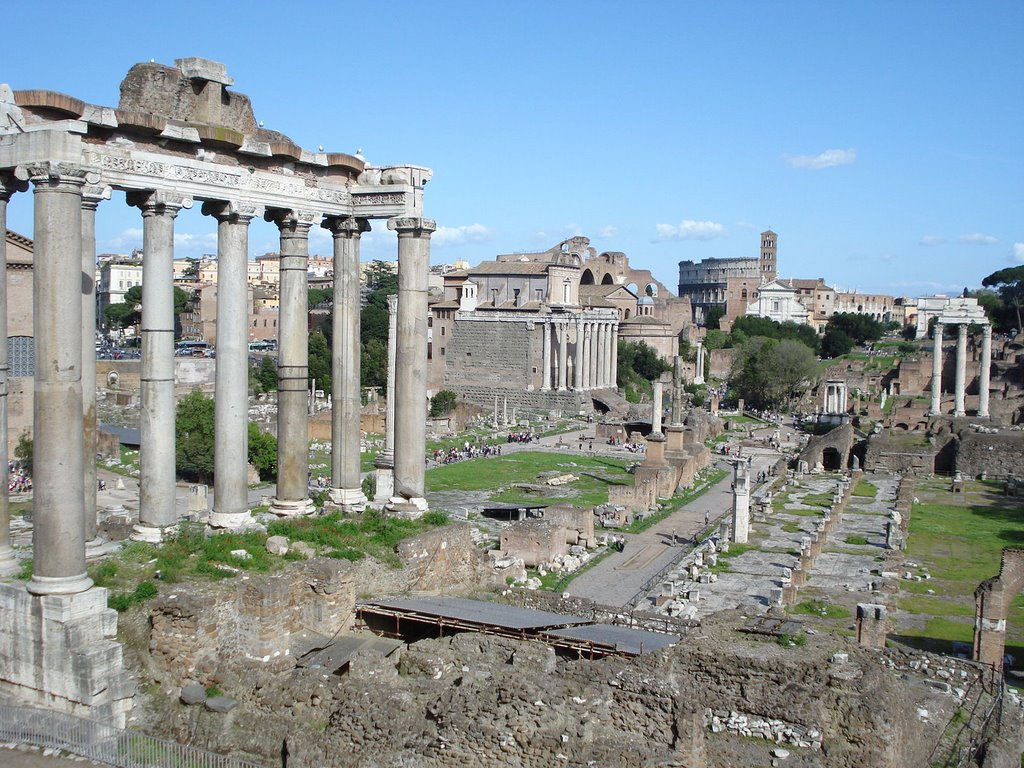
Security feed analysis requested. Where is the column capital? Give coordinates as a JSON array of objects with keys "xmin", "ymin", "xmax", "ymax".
[
  {"xmin": 322, "ymin": 215, "xmax": 370, "ymax": 237},
  {"xmin": 81, "ymin": 184, "xmax": 112, "ymax": 211},
  {"xmin": 386, "ymin": 293, "xmax": 399, "ymax": 315},
  {"xmin": 127, "ymin": 189, "xmax": 193, "ymax": 217},
  {"xmin": 387, "ymin": 216, "xmax": 436, "ymax": 237},
  {"xmin": 201, "ymin": 200, "xmax": 259, "ymax": 224},
  {"xmin": 17, "ymin": 161, "xmax": 94, "ymax": 189},
  {"xmin": 265, "ymin": 207, "xmax": 317, "ymax": 236},
  {"xmin": 0, "ymin": 171, "xmax": 29, "ymax": 201}
]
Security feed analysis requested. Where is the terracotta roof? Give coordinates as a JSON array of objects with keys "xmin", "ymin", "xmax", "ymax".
[{"xmin": 467, "ymin": 261, "xmax": 549, "ymax": 276}]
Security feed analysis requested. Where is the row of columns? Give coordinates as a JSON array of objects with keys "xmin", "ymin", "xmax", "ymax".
[
  {"xmin": 539, "ymin": 318, "xmax": 618, "ymax": 392},
  {"xmin": 929, "ymin": 322, "xmax": 992, "ymax": 418},
  {"xmin": 823, "ymin": 381, "xmax": 848, "ymax": 415},
  {"xmin": 0, "ymin": 163, "xmax": 434, "ymax": 596}
]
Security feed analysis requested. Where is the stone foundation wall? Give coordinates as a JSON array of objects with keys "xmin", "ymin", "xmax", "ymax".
[
  {"xmin": 445, "ymin": 317, "xmax": 534, "ymax": 392},
  {"xmin": 397, "ymin": 524, "xmax": 500, "ymax": 591},
  {"xmin": 864, "ymin": 432, "xmax": 939, "ymax": 475},
  {"xmin": 541, "ymin": 505, "xmax": 595, "ymax": 547},
  {"xmin": 956, "ymin": 431, "xmax": 1024, "ymax": 479},
  {"xmin": 499, "ymin": 520, "xmax": 567, "ymax": 567},
  {"xmin": 149, "ymin": 558, "xmax": 356, "ymax": 686}
]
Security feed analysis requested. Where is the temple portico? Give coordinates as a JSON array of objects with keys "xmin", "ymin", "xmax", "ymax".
[
  {"xmin": 0, "ymin": 58, "xmax": 433, "ymax": 722},
  {"xmin": 926, "ymin": 298, "xmax": 991, "ymax": 418}
]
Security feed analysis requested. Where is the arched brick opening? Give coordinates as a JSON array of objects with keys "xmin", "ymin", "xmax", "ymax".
[
  {"xmin": 974, "ymin": 547, "xmax": 1024, "ymax": 672},
  {"xmin": 580, "ymin": 269, "xmax": 595, "ymax": 285},
  {"xmin": 822, "ymin": 447, "xmax": 842, "ymax": 470},
  {"xmin": 601, "ymin": 273, "xmax": 615, "ymax": 285}
]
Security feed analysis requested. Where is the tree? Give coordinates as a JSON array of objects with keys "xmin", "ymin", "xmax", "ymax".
[
  {"xmin": 247, "ymin": 422, "xmax": 277, "ymax": 481},
  {"xmin": 308, "ymin": 331, "xmax": 331, "ymax": 391},
  {"xmin": 822, "ymin": 312, "xmax": 885, "ymax": 350},
  {"xmin": 254, "ymin": 355, "xmax": 278, "ymax": 394},
  {"xmin": 175, "ymin": 391, "xmax": 215, "ymax": 483},
  {"xmin": 429, "ymin": 390, "xmax": 458, "ymax": 418},
  {"xmin": 105, "ymin": 284, "xmax": 143, "ymax": 330},
  {"xmin": 820, "ymin": 327, "xmax": 854, "ymax": 358},
  {"xmin": 616, "ymin": 340, "xmax": 670, "ymax": 384},
  {"xmin": 730, "ymin": 337, "xmax": 818, "ymax": 411},
  {"xmin": 14, "ymin": 431, "xmax": 32, "ymax": 476},
  {"xmin": 183, "ymin": 259, "xmax": 199, "ymax": 279},
  {"xmin": 703, "ymin": 329, "xmax": 730, "ymax": 351},
  {"xmin": 308, "ymin": 287, "xmax": 332, "ymax": 309},
  {"xmin": 361, "ymin": 338, "xmax": 387, "ymax": 389},
  {"xmin": 977, "ymin": 270, "xmax": 1020, "ymax": 332},
  {"xmin": 704, "ymin": 305, "xmax": 725, "ymax": 330},
  {"xmin": 731, "ymin": 316, "xmax": 819, "ymax": 352}
]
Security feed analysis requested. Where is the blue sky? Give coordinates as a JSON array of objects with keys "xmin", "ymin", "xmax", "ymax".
[{"xmin": 3, "ymin": 1, "xmax": 1022, "ymax": 297}]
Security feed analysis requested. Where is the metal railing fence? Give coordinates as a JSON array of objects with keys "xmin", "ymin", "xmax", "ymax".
[{"xmin": 0, "ymin": 705, "xmax": 267, "ymax": 768}]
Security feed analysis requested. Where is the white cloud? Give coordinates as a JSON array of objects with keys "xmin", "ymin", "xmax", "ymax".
[
  {"xmin": 919, "ymin": 235, "xmax": 945, "ymax": 246},
  {"xmin": 173, "ymin": 232, "xmax": 219, "ymax": 251},
  {"xmin": 432, "ymin": 223, "xmax": 494, "ymax": 247},
  {"xmin": 597, "ymin": 225, "xmax": 617, "ymax": 239},
  {"xmin": 102, "ymin": 228, "xmax": 144, "ymax": 251},
  {"xmin": 653, "ymin": 220, "xmax": 726, "ymax": 242},
  {"xmin": 783, "ymin": 148, "xmax": 857, "ymax": 170},
  {"xmin": 1012, "ymin": 242, "xmax": 1024, "ymax": 262},
  {"xmin": 960, "ymin": 232, "xmax": 998, "ymax": 245}
]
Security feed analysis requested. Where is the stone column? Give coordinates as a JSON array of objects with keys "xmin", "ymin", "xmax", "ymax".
[
  {"xmin": 930, "ymin": 322, "xmax": 944, "ymax": 415},
  {"xmin": 373, "ymin": 295, "xmax": 399, "ymax": 503},
  {"xmin": 129, "ymin": 191, "xmax": 190, "ymax": 541},
  {"xmin": 603, "ymin": 321, "xmax": 612, "ymax": 387},
  {"xmin": 0, "ymin": 175, "xmax": 25, "ymax": 575},
  {"xmin": 954, "ymin": 323, "xmax": 967, "ymax": 417},
  {"xmin": 540, "ymin": 320, "xmax": 551, "ymax": 391},
  {"xmin": 557, "ymin": 322, "xmax": 568, "ymax": 391},
  {"xmin": 671, "ymin": 355, "xmax": 683, "ymax": 425},
  {"xmin": 573, "ymin": 319, "xmax": 584, "ymax": 391},
  {"xmin": 204, "ymin": 201, "xmax": 256, "ymax": 529},
  {"xmin": 268, "ymin": 209, "xmax": 316, "ymax": 516},
  {"xmin": 24, "ymin": 162, "xmax": 92, "ymax": 595},
  {"xmin": 589, "ymin": 322, "xmax": 599, "ymax": 389},
  {"xmin": 80, "ymin": 185, "xmax": 109, "ymax": 546},
  {"xmin": 652, "ymin": 380, "xmax": 664, "ymax": 437},
  {"xmin": 324, "ymin": 217, "xmax": 369, "ymax": 511},
  {"xmin": 594, "ymin": 322, "xmax": 605, "ymax": 388},
  {"xmin": 979, "ymin": 324, "xmax": 992, "ymax": 418},
  {"xmin": 732, "ymin": 459, "xmax": 751, "ymax": 544},
  {"xmin": 694, "ymin": 341, "xmax": 705, "ymax": 385},
  {"xmin": 387, "ymin": 217, "xmax": 435, "ymax": 513},
  {"xmin": 611, "ymin": 324, "xmax": 619, "ymax": 388},
  {"xmin": 581, "ymin": 323, "xmax": 592, "ymax": 390}
]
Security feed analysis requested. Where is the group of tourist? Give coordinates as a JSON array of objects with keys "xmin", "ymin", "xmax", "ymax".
[
  {"xmin": 505, "ymin": 430, "xmax": 536, "ymax": 443},
  {"xmin": 431, "ymin": 442, "xmax": 503, "ymax": 465},
  {"xmin": 9, "ymin": 464, "xmax": 31, "ymax": 495}
]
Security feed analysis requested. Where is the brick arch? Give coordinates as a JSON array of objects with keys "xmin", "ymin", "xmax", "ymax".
[{"xmin": 974, "ymin": 547, "xmax": 1024, "ymax": 672}]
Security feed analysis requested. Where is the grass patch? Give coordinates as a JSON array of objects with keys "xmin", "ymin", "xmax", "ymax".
[
  {"xmin": 852, "ymin": 480, "xmax": 878, "ymax": 498},
  {"xmin": 781, "ymin": 521, "xmax": 804, "ymax": 534},
  {"xmin": 789, "ymin": 599, "xmax": 851, "ymax": 619},
  {"xmin": 427, "ymin": 451, "xmax": 632, "ymax": 508},
  {"xmin": 898, "ymin": 594, "xmax": 974, "ymax": 617},
  {"xmin": 900, "ymin": 616, "xmax": 974, "ymax": 644},
  {"xmin": 778, "ymin": 506, "xmax": 826, "ymax": 518},
  {"xmin": 845, "ymin": 535, "xmax": 869, "ymax": 546},
  {"xmin": 800, "ymin": 492, "xmax": 835, "ymax": 508}
]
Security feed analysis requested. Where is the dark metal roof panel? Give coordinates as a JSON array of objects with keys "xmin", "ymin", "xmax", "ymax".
[
  {"xmin": 543, "ymin": 624, "xmax": 680, "ymax": 654},
  {"xmin": 362, "ymin": 596, "xmax": 590, "ymax": 630}
]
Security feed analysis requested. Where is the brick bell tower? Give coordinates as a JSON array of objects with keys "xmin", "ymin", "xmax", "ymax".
[{"xmin": 759, "ymin": 229, "xmax": 778, "ymax": 282}]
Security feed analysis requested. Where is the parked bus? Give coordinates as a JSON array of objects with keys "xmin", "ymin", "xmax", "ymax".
[{"xmin": 175, "ymin": 341, "xmax": 211, "ymax": 356}]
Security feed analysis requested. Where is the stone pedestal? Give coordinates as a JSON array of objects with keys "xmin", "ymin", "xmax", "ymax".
[
  {"xmin": 731, "ymin": 460, "xmax": 751, "ymax": 544},
  {"xmin": 0, "ymin": 583, "xmax": 134, "ymax": 726},
  {"xmin": 856, "ymin": 603, "xmax": 888, "ymax": 649}
]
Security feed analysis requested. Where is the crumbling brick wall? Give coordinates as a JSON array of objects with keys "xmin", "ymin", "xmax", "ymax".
[
  {"xmin": 397, "ymin": 523, "xmax": 494, "ymax": 591},
  {"xmin": 499, "ymin": 520, "xmax": 567, "ymax": 567}
]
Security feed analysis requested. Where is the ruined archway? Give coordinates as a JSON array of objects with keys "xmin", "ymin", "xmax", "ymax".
[
  {"xmin": 974, "ymin": 547, "xmax": 1024, "ymax": 673},
  {"xmin": 580, "ymin": 269, "xmax": 595, "ymax": 285},
  {"xmin": 601, "ymin": 273, "xmax": 615, "ymax": 285},
  {"xmin": 822, "ymin": 447, "xmax": 842, "ymax": 470}
]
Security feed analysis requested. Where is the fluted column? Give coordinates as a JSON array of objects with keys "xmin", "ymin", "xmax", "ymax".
[
  {"xmin": 373, "ymin": 295, "xmax": 399, "ymax": 503},
  {"xmin": 129, "ymin": 191, "xmax": 190, "ymax": 541},
  {"xmin": 671, "ymin": 355, "xmax": 683, "ymax": 425},
  {"xmin": 23, "ymin": 162, "xmax": 92, "ymax": 595},
  {"xmin": 204, "ymin": 201, "xmax": 256, "ymax": 529},
  {"xmin": 0, "ymin": 174, "xmax": 25, "ymax": 575},
  {"xmin": 81, "ymin": 185, "xmax": 109, "ymax": 546},
  {"xmin": 325, "ymin": 216, "xmax": 369, "ymax": 511},
  {"xmin": 268, "ymin": 209, "xmax": 316, "ymax": 516},
  {"xmin": 387, "ymin": 217, "xmax": 435, "ymax": 512},
  {"xmin": 694, "ymin": 341, "xmax": 706, "ymax": 385},
  {"xmin": 954, "ymin": 323, "xmax": 967, "ymax": 417},
  {"xmin": 929, "ymin": 322, "xmax": 944, "ymax": 415},
  {"xmin": 581, "ymin": 323, "xmax": 592, "ymax": 390},
  {"xmin": 600, "ymin": 322, "xmax": 610, "ymax": 387},
  {"xmin": 588, "ymin": 322, "xmax": 599, "ymax": 389},
  {"xmin": 652, "ymin": 380, "xmax": 664, "ymax": 437},
  {"xmin": 540, "ymin": 320, "xmax": 551, "ymax": 391},
  {"xmin": 979, "ymin": 324, "xmax": 992, "ymax": 418},
  {"xmin": 573, "ymin": 319, "xmax": 584, "ymax": 391},
  {"xmin": 611, "ymin": 324, "xmax": 619, "ymax": 388},
  {"xmin": 557, "ymin": 322, "xmax": 568, "ymax": 391}
]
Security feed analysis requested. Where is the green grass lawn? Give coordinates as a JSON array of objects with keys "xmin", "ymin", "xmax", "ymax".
[
  {"xmin": 426, "ymin": 451, "xmax": 633, "ymax": 507},
  {"xmin": 898, "ymin": 482, "xmax": 1024, "ymax": 653},
  {"xmin": 852, "ymin": 480, "xmax": 878, "ymax": 498}
]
